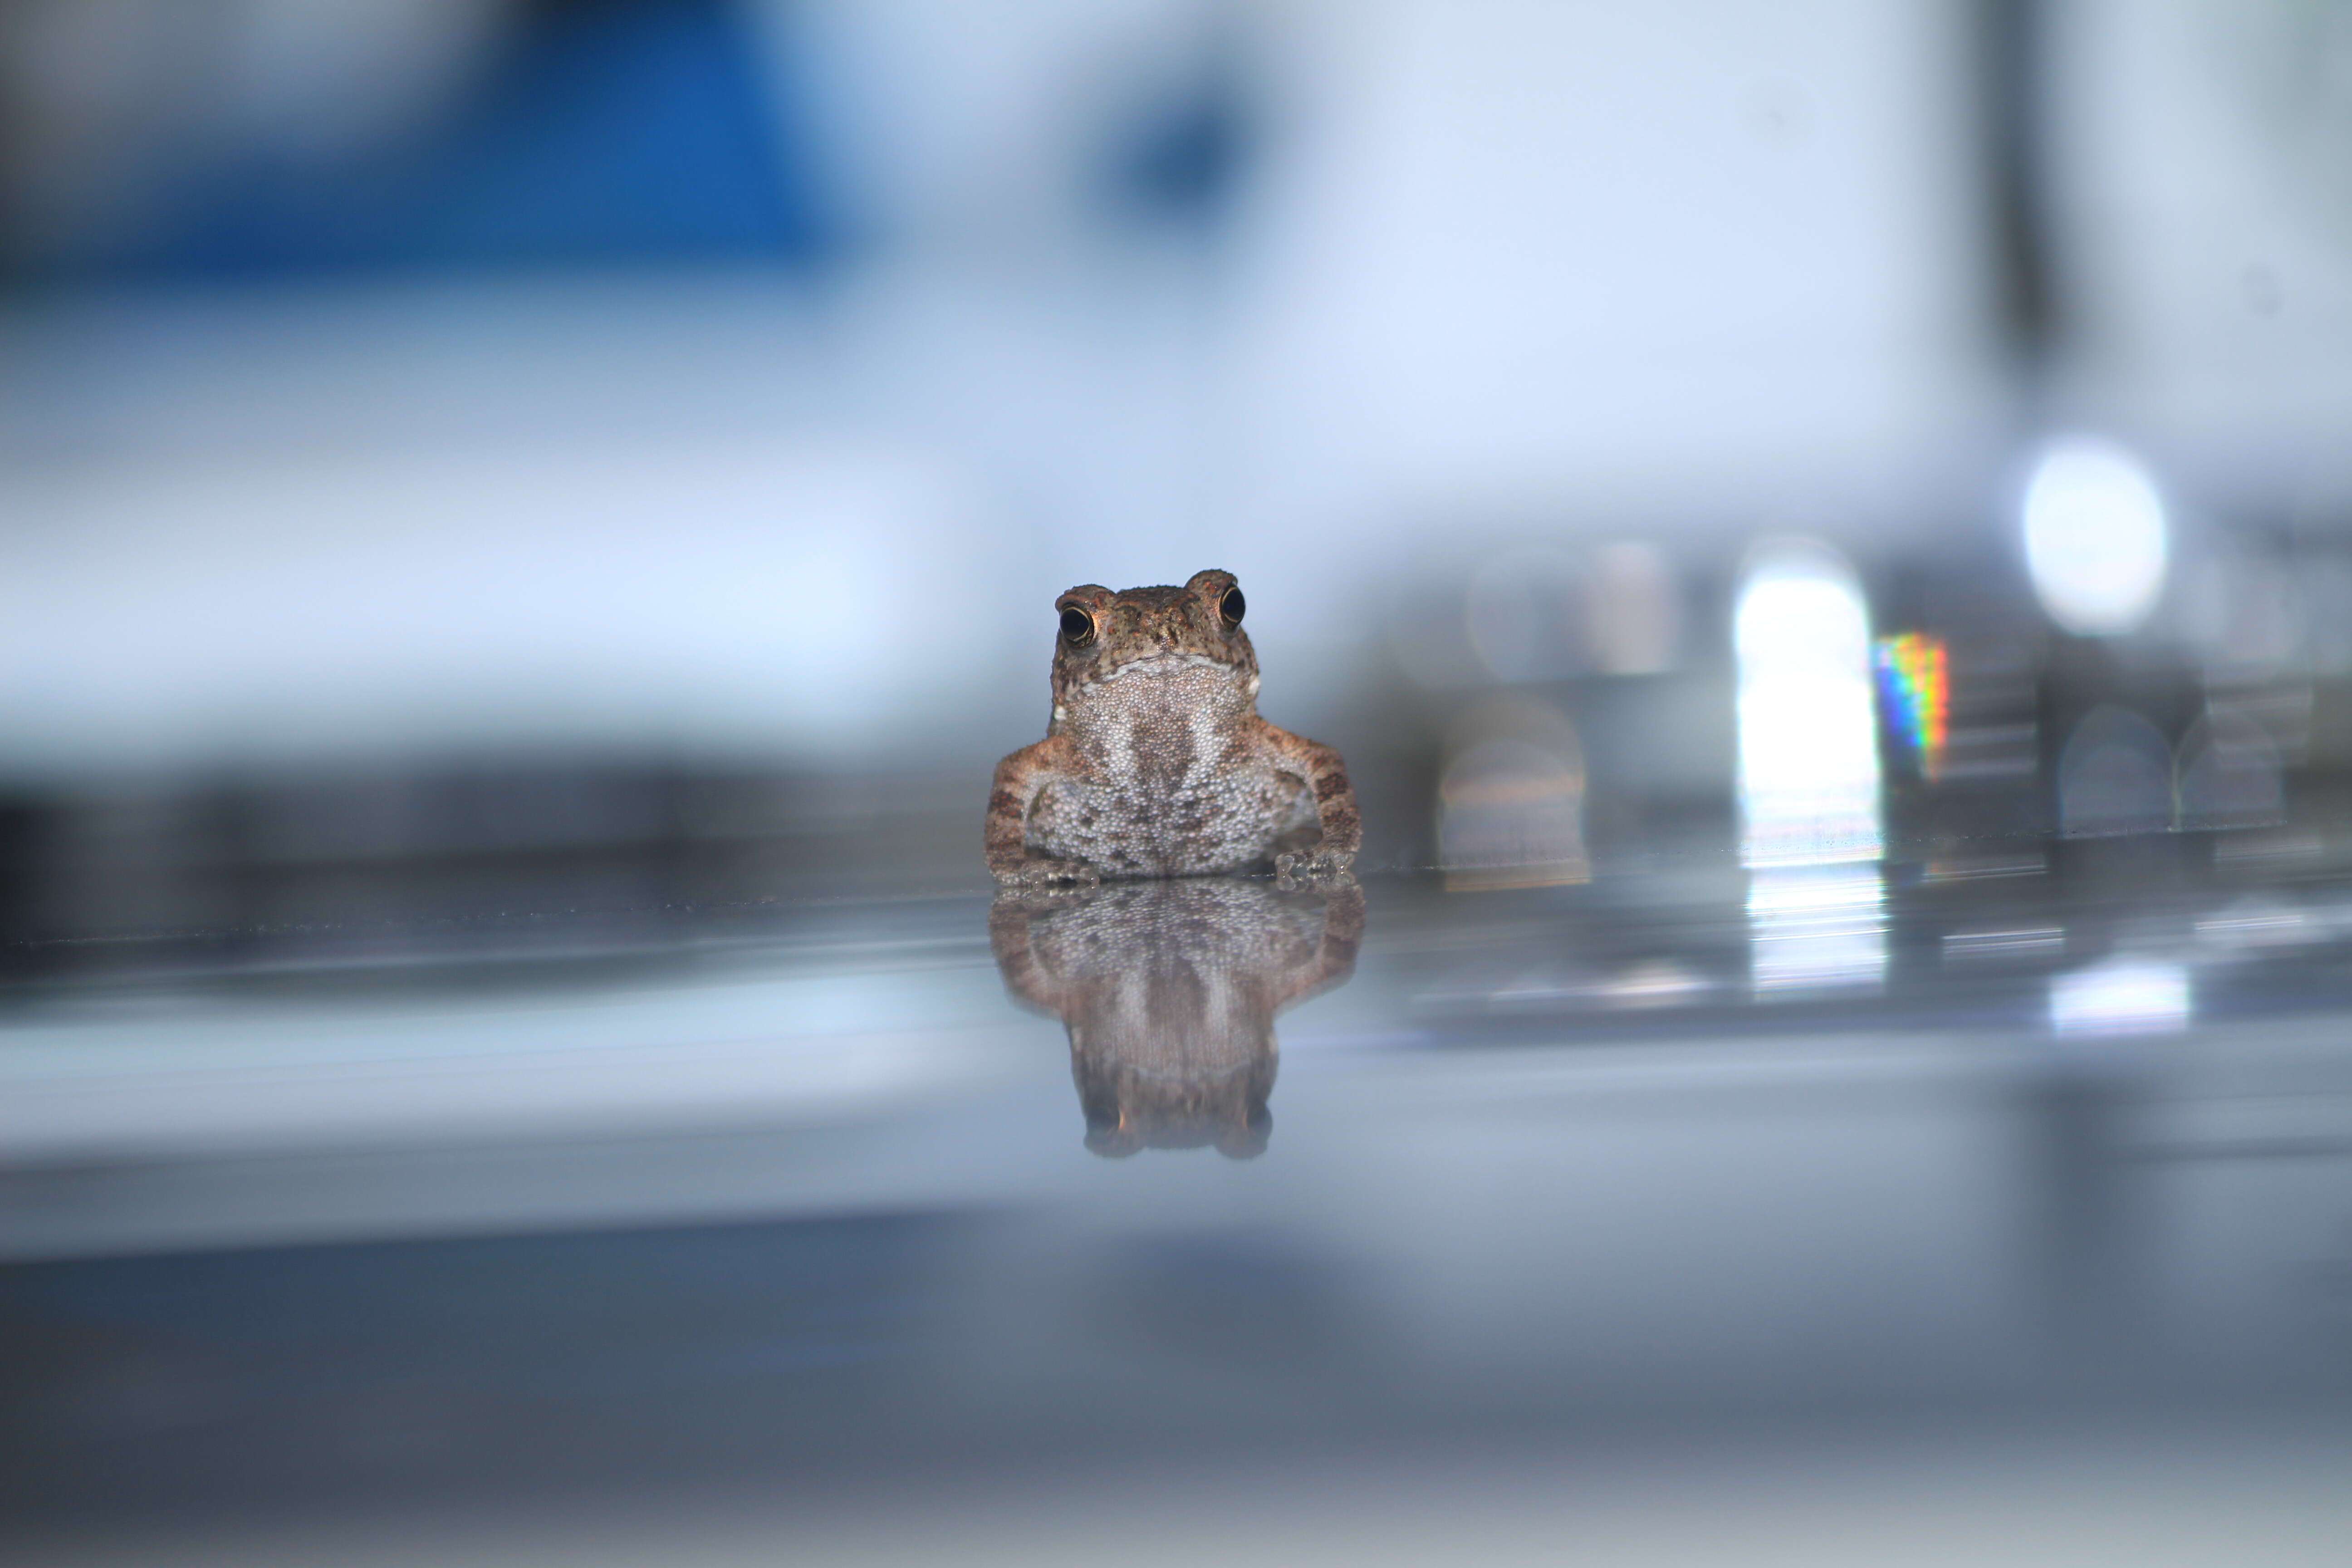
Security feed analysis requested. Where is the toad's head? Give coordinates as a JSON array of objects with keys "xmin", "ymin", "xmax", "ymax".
[{"xmin": 1046, "ymin": 568, "xmax": 1257, "ymax": 725}]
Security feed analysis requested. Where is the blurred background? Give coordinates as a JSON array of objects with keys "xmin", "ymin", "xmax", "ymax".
[
  {"xmin": 8, "ymin": 3, "xmax": 2352, "ymax": 1564},
  {"xmin": 4, "ymin": 0, "xmax": 2350, "ymax": 929}
]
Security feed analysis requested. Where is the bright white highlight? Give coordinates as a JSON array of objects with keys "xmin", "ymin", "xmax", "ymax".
[
  {"xmin": 2023, "ymin": 437, "xmax": 2169, "ymax": 637},
  {"xmin": 1735, "ymin": 542, "xmax": 1882, "ymax": 867},
  {"xmin": 1748, "ymin": 864, "xmax": 1886, "ymax": 996},
  {"xmin": 2049, "ymin": 957, "xmax": 2190, "ymax": 1037}
]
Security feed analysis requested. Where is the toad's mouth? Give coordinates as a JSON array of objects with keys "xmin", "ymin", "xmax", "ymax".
[{"xmin": 1093, "ymin": 652, "xmax": 1245, "ymax": 682}]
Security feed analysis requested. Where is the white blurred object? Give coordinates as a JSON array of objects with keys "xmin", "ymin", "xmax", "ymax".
[
  {"xmin": 1747, "ymin": 862, "xmax": 1885, "ymax": 995},
  {"xmin": 2046, "ymin": 0, "xmax": 2352, "ymax": 509},
  {"xmin": 0, "ymin": 436, "xmax": 1011, "ymax": 772},
  {"xmin": 1734, "ymin": 540, "xmax": 1882, "ymax": 867},
  {"xmin": 2022, "ymin": 436, "xmax": 2170, "ymax": 637},
  {"xmin": 1234, "ymin": 0, "xmax": 1996, "ymax": 544},
  {"xmin": 1584, "ymin": 540, "xmax": 1682, "ymax": 676},
  {"xmin": 2049, "ymin": 956, "xmax": 2190, "ymax": 1037}
]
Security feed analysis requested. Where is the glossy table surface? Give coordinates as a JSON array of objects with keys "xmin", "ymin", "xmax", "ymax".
[{"xmin": 6, "ymin": 834, "xmax": 2352, "ymax": 1563}]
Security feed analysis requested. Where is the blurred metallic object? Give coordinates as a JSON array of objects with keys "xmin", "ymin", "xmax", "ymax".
[
  {"xmin": 1436, "ymin": 696, "xmax": 1588, "ymax": 889},
  {"xmin": 1584, "ymin": 540, "xmax": 1683, "ymax": 676},
  {"xmin": 2057, "ymin": 704, "xmax": 2172, "ymax": 835},
  {"xmin": 2174, "ymin": 706, "xmax": 2286, "ymax": 830},
  {"xmin": 1942, "ymin": 924, "xmax": 2063, "ymax": 963},
  {"xmin": 1734, "ymin": 539, "xmax": 1881, "ymax": 867},
  {"xmin": 2022, "ymin": 437, "xmax": 2170, "ymax": 638}
]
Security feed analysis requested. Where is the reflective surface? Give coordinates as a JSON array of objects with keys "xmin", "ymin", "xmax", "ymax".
[
  {"xmin": 991, "ymin": 878, "xmax": 1362, "ymax": 1158},
  {"xmin": 9, "ymin": 3, "xmax": 2352, "ymax": 1559},
  {"xmin": 8, "ymin": 831, "xmax": 2352, "ymax": 1563}
]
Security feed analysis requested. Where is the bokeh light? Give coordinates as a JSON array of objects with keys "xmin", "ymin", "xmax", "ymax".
[
  {"xmin": 2022, "ymin": 436, "xmax": 2170, "ymax": 638},
  {"xmin": 1735, "ymin": 541, "xmax": 1882, "ymax": 867},
  {"xmin": 2049, "ymin": 956, "xmax": 2190, "ymax": 1036},
  {"xmin": 1747, "ymin": 862, "xmax": 1886, "ymax": 996}
]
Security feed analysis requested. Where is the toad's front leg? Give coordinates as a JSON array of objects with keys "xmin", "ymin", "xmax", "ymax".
[
  {"xmin": 985, "ymin": 738, "xmax": 1102, "ymax": 886},
  {"xmin": 1260, "ymin": 726, "xmax": 1360, "ymax": 882}
]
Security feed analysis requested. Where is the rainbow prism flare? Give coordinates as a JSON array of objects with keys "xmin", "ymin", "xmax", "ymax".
[{"xmin": 1873, "ymin": 632, "xmax": 1948, "ymax": 782}]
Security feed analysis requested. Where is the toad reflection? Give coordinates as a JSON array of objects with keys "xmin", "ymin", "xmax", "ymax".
[{"xmin": 990, "ymin": 878, "xmax": 1363, "ymax": 1158}]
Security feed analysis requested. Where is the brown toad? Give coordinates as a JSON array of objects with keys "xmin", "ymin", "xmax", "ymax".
[{"xmin": 985, "ymin": 569, "xmax": 1359, "ymax": 884}]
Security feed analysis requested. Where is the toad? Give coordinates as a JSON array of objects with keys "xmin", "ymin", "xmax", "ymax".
[{"xmin": 985, "ymin": 570, "xmax": 1359, "ymax": 884}]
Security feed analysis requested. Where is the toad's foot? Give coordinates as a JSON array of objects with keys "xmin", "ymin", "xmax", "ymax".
[
  {"xmin": 994, "ymin": 856, "xmax": 1103, "ymax": 889},
  {"xmin": 1275, "ymin": 849, "xmax": 1357, "ymax": 889},
  {"xmin": 991, "ymin": 882, "xmax": 1096, "ymax": 916}
]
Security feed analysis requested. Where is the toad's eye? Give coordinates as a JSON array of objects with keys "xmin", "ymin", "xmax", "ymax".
[
  {"xmin": 1218, "ymin": 586, "xmax": 1245, "ymax": 626},
  {"xmin": 1059, "ymin": 606, "xmax": 1097, "ymax": 644}
]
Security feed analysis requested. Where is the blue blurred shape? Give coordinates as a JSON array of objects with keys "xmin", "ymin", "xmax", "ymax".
[
  {"xmin": 79, "ymin": 0, "xmax": 837, "ymax": 281},
  {"xmin": 1104, "ymin": 49, "xmax": 1253, "ymax": 230}
]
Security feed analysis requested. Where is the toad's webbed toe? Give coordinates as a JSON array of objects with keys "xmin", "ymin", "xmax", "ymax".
[{"xmin": 995, "ymin": 856, "xmax": 1103, "ymax": 889}]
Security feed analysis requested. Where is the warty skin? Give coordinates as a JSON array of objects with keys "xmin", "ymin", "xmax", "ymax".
[{"xmin": 985, "ymin": 569, "xmax": 1359, "ymax": 884}]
